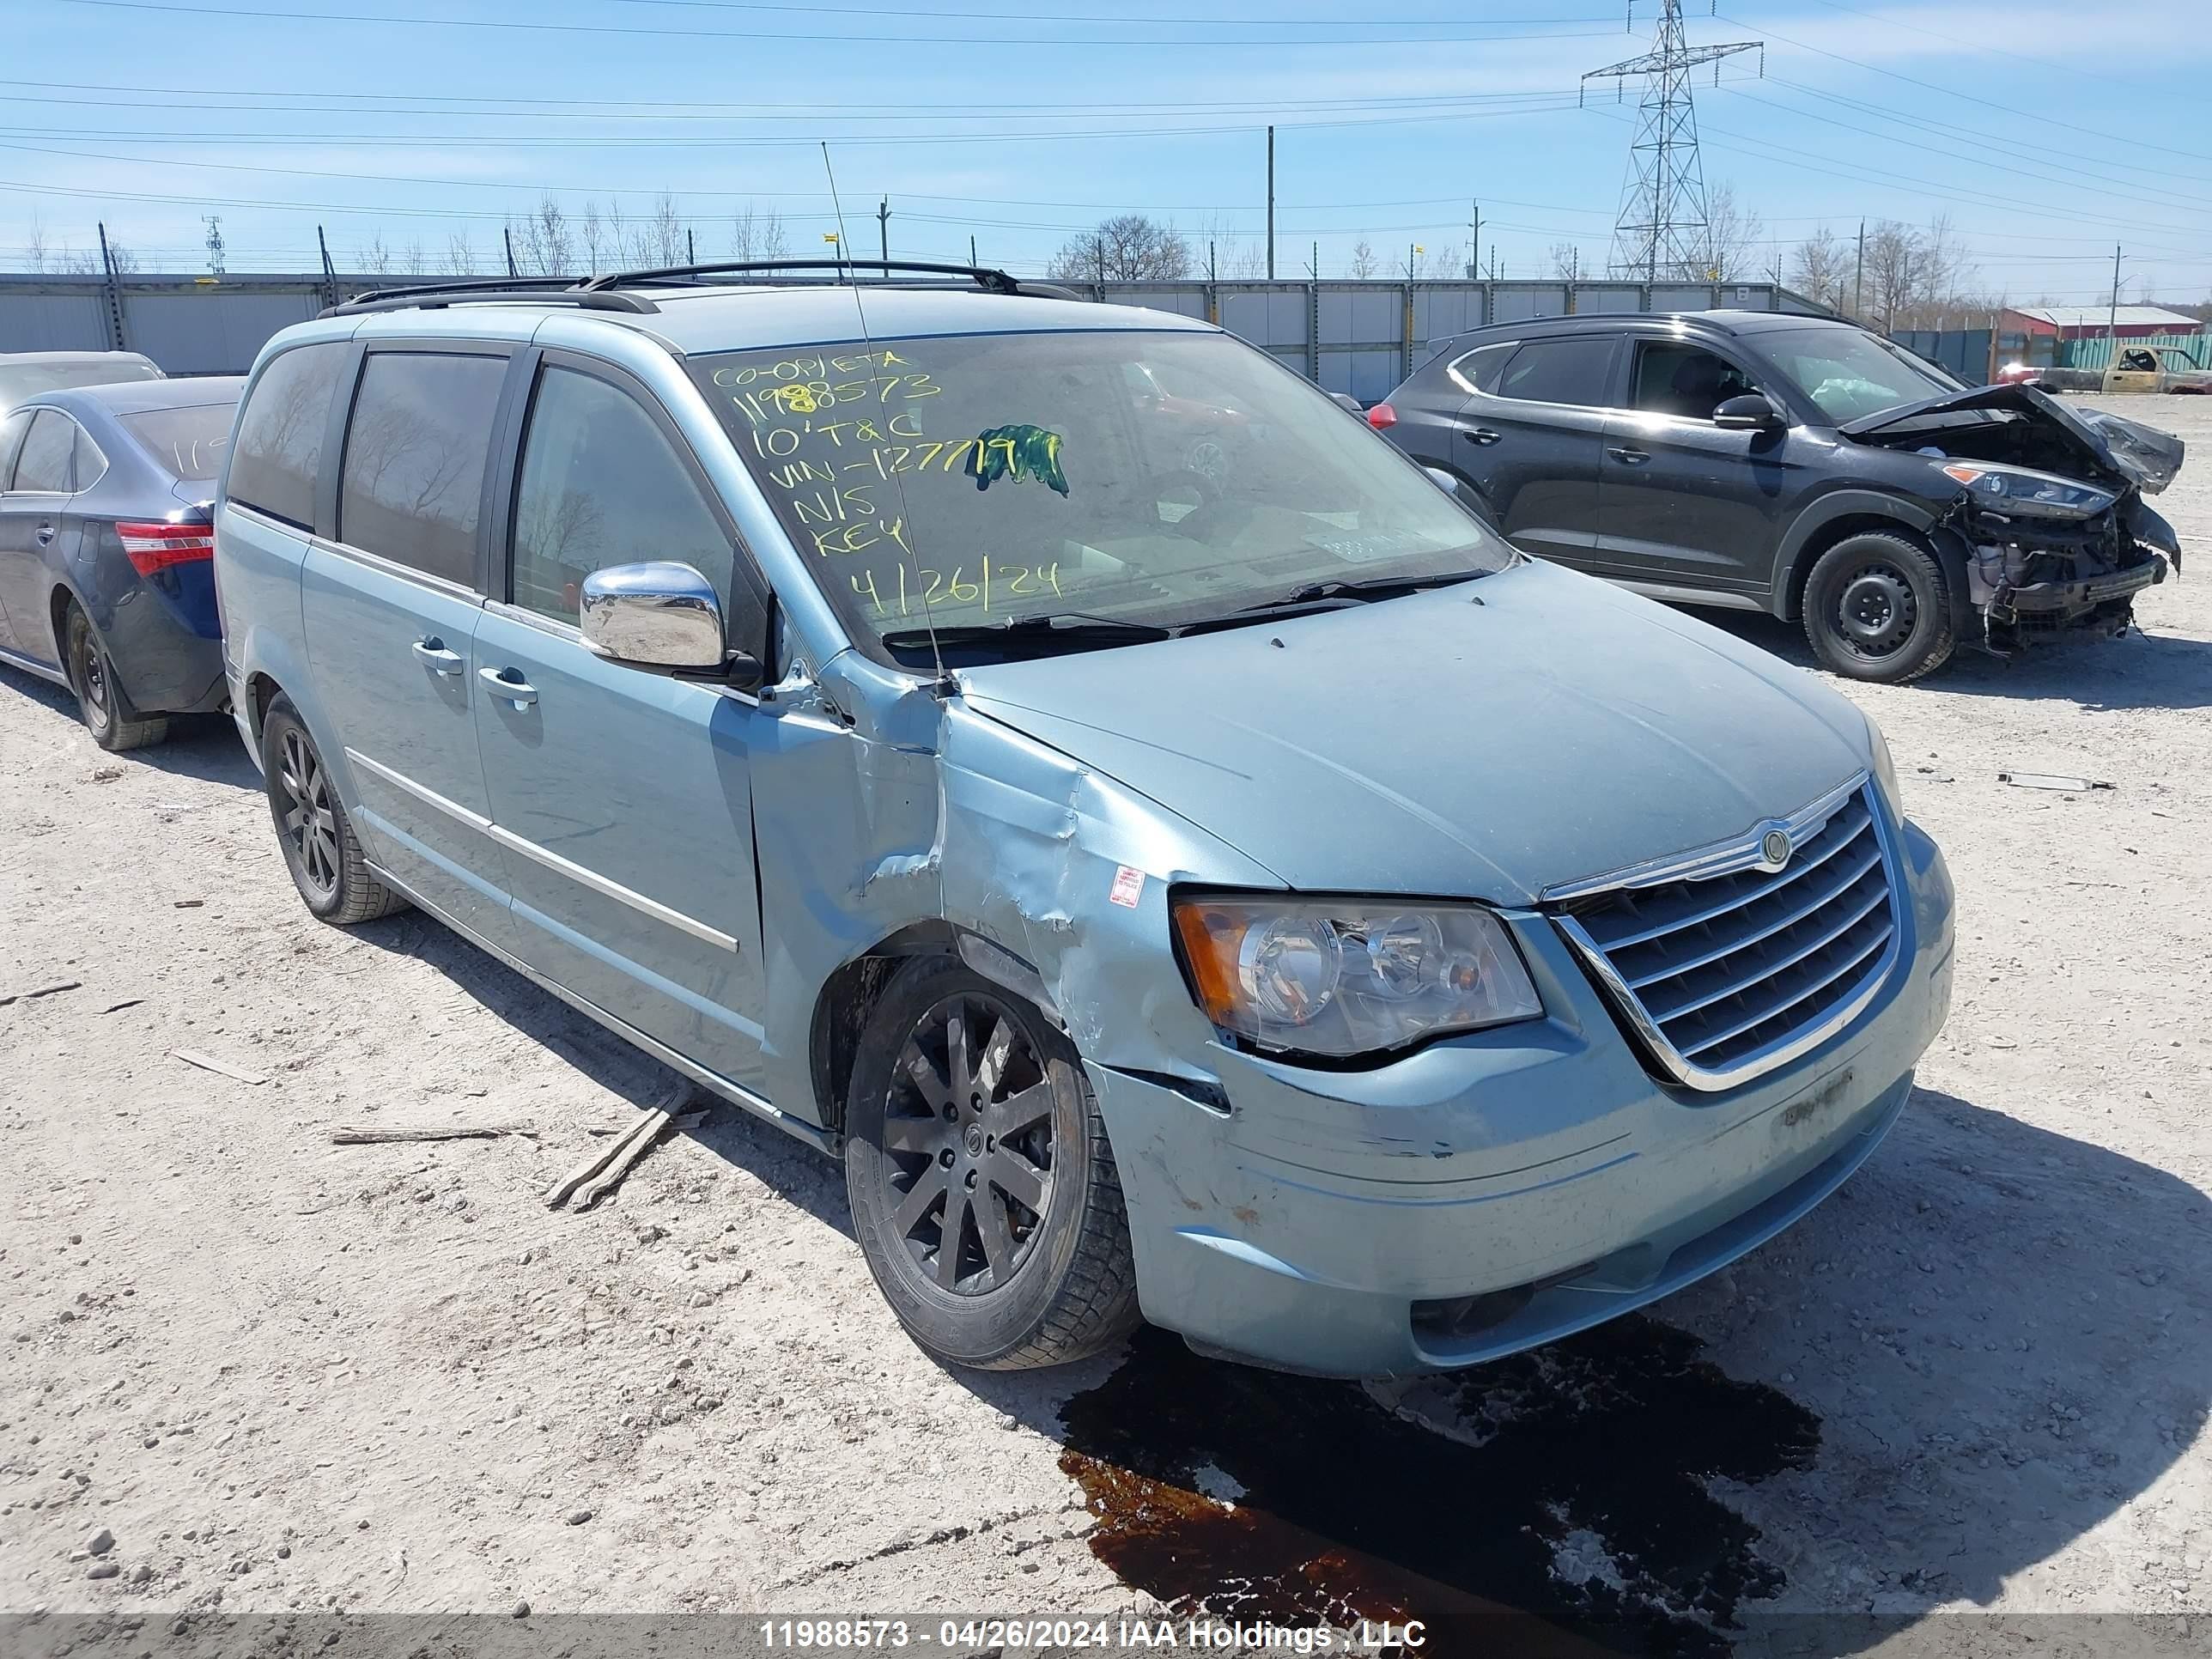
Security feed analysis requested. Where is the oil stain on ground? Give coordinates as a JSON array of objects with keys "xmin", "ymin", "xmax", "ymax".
[{"xmin": 1058, "ymin": 1316, "xmax": 1819, "ymax": 1657}]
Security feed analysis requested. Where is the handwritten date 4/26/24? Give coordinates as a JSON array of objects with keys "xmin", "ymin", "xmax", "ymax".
[{"xmin": 851, "ymin": 560, "xmax": 1062, "ymax": 617}]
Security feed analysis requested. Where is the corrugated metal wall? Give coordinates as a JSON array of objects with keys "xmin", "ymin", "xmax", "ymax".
[{"xmin": 2, "ymin": 272, "xmax": 1826, "ymax": 401}]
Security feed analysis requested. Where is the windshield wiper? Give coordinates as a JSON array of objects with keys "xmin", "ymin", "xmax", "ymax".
[
  {"xmin": 1196, "ymin": 566, "xmax": 1498, "ymax": 626},
  {"xmin": 880, "ymin": 611, "xmax": 1177, "ymax": 652}
]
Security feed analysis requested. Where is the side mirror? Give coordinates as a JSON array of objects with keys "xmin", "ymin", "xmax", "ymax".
[
  {"xmin": 1423, "ymin": 465, "xmax": 1462, "ymax": 494},
  {"xmin": 580, "ymin": 561, "xmax": 731, "ymax": 674},
  {"xmin": 1329, "ymin": 392, "xmax": 1366, "ymax": 416},
  {"xmin": 1712, "ymin": 392, "xmax": 1784, "ymax": 432}
]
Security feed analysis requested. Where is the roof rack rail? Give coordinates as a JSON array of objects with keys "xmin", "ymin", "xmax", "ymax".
[
  {"xmin": 320, "ymin": 276, "xmax": 659, "ymax": 319},
  {"xmin": 578, "ymin": 258, "xmax": 1031, "ymax": 297}
]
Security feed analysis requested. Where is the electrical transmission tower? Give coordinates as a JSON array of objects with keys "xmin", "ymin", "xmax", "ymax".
[
  {"xmin": 1583, "ymin": 0, "xmax": 1760, "ymax": 283},
  {"xmin": 204, "ymin": 216, "xmax": 226, "ymax": 275}
]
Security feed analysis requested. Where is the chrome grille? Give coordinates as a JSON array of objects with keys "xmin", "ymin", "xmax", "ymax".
[{"xmin": 1548, "ymin": 778, "xmax": 1901, "ymax": 1091}]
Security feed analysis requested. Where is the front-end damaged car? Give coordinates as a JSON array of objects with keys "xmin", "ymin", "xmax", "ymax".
[{"xmin": 1841, "ymin": 383, "xmax": 2181, "ymax": 656}]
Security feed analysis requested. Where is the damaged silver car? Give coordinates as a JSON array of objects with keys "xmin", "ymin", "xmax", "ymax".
[{"xmin": 217, "ymin": 266, "xmax": 1955, "ymax": 1376}]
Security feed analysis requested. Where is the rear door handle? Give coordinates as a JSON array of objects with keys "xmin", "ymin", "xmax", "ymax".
[
  {"xmin": 34, "ymin": 522, "xmax": 56, "ymax": 545},
  {"xmin": 479, "ymin": 665, "xmax": 538, "ymax": 708},
  {"xmin": 1607, "ymin": 447, "xmax": 1651, "ymax": 465},
  {"xmin": 1468, "ymin": 427, "xmax": 1503, "ymax": 446},
  {"xmin": 412, "ymin": 637, "xmax": 464, "ymax": 675}
]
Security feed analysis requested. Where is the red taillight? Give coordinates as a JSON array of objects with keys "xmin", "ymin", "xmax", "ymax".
[
  {"xmin": 1366, "ymin": 401, "xmax": 1398, "ymax": 429},
  {"xmin": 118, "ymin": 521, "xmax": 214, "ymax": 575}
]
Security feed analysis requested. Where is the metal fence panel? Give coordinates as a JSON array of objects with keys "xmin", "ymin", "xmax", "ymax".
[
  {"xmin": 2061, "ymin": 331, "xmax": 2210, "ymax": 372},
  {"xmin": 0, "ymin": 289, "xmax": 110, "ymax": 352},
  {"xmin": 1488, "ymin": 284, "xmax": 1571, "ymax": 322},
  {"xmin": 122, "ymin": 289, "xmax": 324, "ymax": 376}
]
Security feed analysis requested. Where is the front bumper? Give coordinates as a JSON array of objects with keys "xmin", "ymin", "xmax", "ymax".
[
  {"xmin": 1091, "ymin": 815, "xmax": 1954, "ymax": 1376},
  {"xmin": 1999, "ymin": 550, "xmax": 2167, "ymax": 623}
]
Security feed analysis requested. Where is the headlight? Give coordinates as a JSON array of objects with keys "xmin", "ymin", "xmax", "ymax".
[
  {"xmin": 1864, "ymin": 712, "xmax": 1899, "ymax": 804},
  {"xmin": 1172, "ymin": 896, "xmax": 1542, "ymax": 1058},
  {"xmin": 1940, "ymin": 462, "xmax": 2115, "ymax": 520}
]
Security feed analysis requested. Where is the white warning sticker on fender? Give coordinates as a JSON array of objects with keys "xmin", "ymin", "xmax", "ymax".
[{"xmin": 1109, "ymin": 866, "xmax": 1146, "ymax": 908}]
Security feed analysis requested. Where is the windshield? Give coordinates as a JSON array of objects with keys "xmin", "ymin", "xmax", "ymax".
[
  {"xmin": 0, "ymin": 359, "xmax": 161, "ymax": 410},
  {"xmin": 118, "ymin": 402, "xmax": 236, "ymax": 482},
  {"xmin": 691, "ymin": 329, "xmax": 1506, "ymax": 659},
  {"xmin": 1759, "ymin": 326, "xmax": 1964, "ymax": 425}
]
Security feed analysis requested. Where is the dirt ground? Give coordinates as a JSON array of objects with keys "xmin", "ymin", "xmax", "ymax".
[{"xmin": 3, "ymin": 394, "xmax": 2208, "ymax": 1654}]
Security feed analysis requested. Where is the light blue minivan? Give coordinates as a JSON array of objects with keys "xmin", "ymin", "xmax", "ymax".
[{"xmin": 214, "ymin": 265, "xmax": 1954, "ymax": 1376}]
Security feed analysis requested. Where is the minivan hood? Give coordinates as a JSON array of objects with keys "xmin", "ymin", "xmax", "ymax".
[
  {"xmin": 1840, "ymin": 381, "xmax": 2183, "ymax": 494},
  {"xmin": 956, "ymin": 560, "xmax": 1870, "ymax": 905}
]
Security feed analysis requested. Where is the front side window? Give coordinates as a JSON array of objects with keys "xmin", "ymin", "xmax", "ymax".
[
  {"xmin": 228, "ymin": 341, "xmax": 349, "ymax": 529},
  {"xmin": 509, "ymin": 367, "xmax": 738, "ymax": 625},
  {"xmin": 1495, "ymin": 337, "xmax": 1618, "ymax": 407},
  {"xmin": 1629, "ymin": 342, "xmax": 1758, "ymax": 421},
  {"xmin": 690, "ymin": 328, "xmax": 1505, "ymax": 660},
  {"xmin": 1758, "ymin": 325, "xmax": 1961, "ymax": 425},
  {"xmin": 338, "ymin": 350, "xmax": 506, "ymax": 586},
  {"xmin": 12, "ymin": 410, "xmax": 76, "ymax": 493},
  {"xmin": 119, "ymin": 403, "xmax": 237, "ymax": 483}
]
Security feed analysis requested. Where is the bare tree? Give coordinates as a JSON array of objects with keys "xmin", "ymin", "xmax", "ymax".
[
  {"xmin": 104, "ymin": 240, "xmax": 140, "ymax": 275},
  {"xmin": 57, "ymin": 245, "xmax": 100, "ymax": 275},
  {"xmin": 1413, "ymin": 242, "xmax": 1462, "ymax": 280},
  {"xmin": 625, "ymin": 192, "xmax": 688, "ymax": 266},
  {"xmin": 729, "ymin": 204, "xmax": 788, "ymax": 264},
  {"xmin": 510, "ymin": 196, "xmax": 574, "ymax": 276},
  {"xmin": 1698, "ymin": 181, "xmax": 1765, "ymax": 281},
  {"xmin": 356, "ymin": 236, "xmax": 393, "ymax": 276},
  {"xmin": 444, "ymin": 231, "xmax": 477, "ymax": 275},
  {"xmin": 24, "ymin": 215, "xmax": 49, "ymax": 273},
  {"xmin": 1547, "ymin": 242, "xmax": 1585, "ymax": 283},
  {"xmin": 1347, "ymin": 239, "xmax": 1379, "ymax": 279},
  {"xmin": 579, "ymin": 200, "xmax": 609, "ymax": 275},
  {"xmin": 1048, "ymin": 214, "xmax": 1192, "ymax": 282},
  {"xmin": 403, "ymin": 239, "xmax": 428, "ymax": 276},
  {"xmin": 1788, "ymin": 226, "xmax": 1851, "ymax": 311}
]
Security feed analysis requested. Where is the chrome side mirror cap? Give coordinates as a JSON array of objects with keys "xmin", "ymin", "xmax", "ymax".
[{"xmin": 580, "ymin": 561, "xmax": 726, "ymax": 672}]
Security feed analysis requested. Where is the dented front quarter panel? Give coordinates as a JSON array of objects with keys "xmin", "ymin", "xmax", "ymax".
[{"xmin": 745, "ymin": 644, "xmax": 1282, "ymax": 1131}]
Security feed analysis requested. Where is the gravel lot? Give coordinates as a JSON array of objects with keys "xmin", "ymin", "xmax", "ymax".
[{"xmin": 3, "ymin": 394, "xmax": 2208, "ymax": 1654}]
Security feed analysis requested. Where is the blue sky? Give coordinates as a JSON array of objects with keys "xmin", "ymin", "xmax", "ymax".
[{"xmin": 3, "ymin": 0, "xmax": 2208, "ymax": 305}]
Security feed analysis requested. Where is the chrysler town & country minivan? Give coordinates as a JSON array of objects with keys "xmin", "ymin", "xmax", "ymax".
[{"xmin": 214, "ymin": 266, "xmax": 1955, "ymax": 1376}]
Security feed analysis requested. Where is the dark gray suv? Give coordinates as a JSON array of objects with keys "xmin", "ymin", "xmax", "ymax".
[{"xmin": 1370, "ymin": 310, "xmax": 2183, "ymax": 682}]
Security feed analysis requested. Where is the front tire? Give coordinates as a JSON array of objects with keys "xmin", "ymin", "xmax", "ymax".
[
  {"xmin": 65, "ymin": 604, "xmax": 167, "ymax": 751},
  {"xmin": 259, "ymin": 696, "xmax": 407, "ymax": 926},
  {"xmin": 1801, "ymin": 530, "xmax": 1955, "ymax": 684},
  {"xmin": 843, "ymin": 957, "xmax": 1139, "ymax": 1370}
]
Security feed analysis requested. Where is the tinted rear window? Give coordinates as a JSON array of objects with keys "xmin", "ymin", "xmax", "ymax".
[
  {"xmin": 228, "ymin": 342, "xmax": 349, "ymax": 529},
  {"xmin": 1496, "ymin": 337, "xmax": 1617, "ymax": 406},
  {"xmin": 120, "ymin": 403, "xmax": 237, "ymax": 483},
  {"xmin": 1448, "ymin": 341, "xmax": 1517, "ymax": 395},
  {"xmin": 338, "ymin": 350, "xmax": 505, "ymax": 586}
]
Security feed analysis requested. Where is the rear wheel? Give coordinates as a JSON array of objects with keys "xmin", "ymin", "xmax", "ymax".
[
  {"xmin": 64, "ymin": 604, "xmax": 167, "ymax": 751},
  {"xmin": 844, "ymin": 957, "xmax": 1139, "ymax": 1370},
  {"xmin": 1802, "ymin": 531, "xmax": 1955, "ymax": 684},
  {"xmin": 259, "ymin": 696, "xmax": 407, "ymax": 925}
]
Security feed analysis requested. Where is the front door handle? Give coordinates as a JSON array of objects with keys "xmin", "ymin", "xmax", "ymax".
[
  {"xmin": 412, "ymin": 637, "xmax": 464, "ymax": 675},
  {"xmin": 34, "ymin": 522, "xmax": 56, "ymax": 545},
  {"xmin": 1607, "ymin": 447, "xmax": 1651, "ymax": 465},
  {"xmin": 1468, "ymin": 427, "xmax": 1503, "ymax": 446},
  {"xmin": 479, "ymin": 665, "xmax": 538, "ymax": 708}
]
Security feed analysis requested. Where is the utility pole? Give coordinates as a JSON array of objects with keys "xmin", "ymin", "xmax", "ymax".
[
  {"xmin": 1468, "ymin": 199, "xmax": 1481, "ymax": 281},
  {"xmin": 1266, "ymin": 125, "xmax": 1276, "ymax": 280},
  {"xmin": 877, "ymin": 197, "xmax": 890, "ymax": 266},
  {"xmin": 2108, "ymin": 243, "xmax": 2122, "ymax": 360},
  {"xmin": 687, "ymin": 227, "xmax": 696, "ymax": 264},
  {"xmin": 969, "ymin": 234, "xmax": 977, "ymax": 268},
  {"xmin": 503, "ymin": 226, "xmax": 518, "ymax": 278},
  {"xmin": 316, "ymin": 224, "xmax": 336, "ymax": 303},
  {"xmin": 1853, "ymin": 218, "xmax": 1864, "ymax": 319},
  {"xmin": 1583, "ymin": 0, "xmax": 1760, "ymax": 282}
]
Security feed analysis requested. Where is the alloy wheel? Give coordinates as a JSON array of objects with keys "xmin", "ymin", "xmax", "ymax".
[
  {"xmin": 876, "ymin": 993, "xmax": 1057, "ymax": 1296},
  {"xmin": 276, "ymin": 728, "xmax": 341, "ymax": 901}
]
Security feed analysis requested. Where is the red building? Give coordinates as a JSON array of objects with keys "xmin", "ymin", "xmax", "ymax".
[{"xmin": 2000, "ymin": 305, "xmax": 2205, "ymax": 340}]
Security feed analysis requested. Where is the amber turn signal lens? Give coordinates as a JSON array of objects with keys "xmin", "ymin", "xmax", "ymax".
[{"xmin": 1173, "ymin": 901, "xmax": 1249, "ymax": 1026}]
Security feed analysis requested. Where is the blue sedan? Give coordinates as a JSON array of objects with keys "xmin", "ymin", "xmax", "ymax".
[{"xmin": 0, "ymin": 376, "xmax": 242, "ymax": 750}]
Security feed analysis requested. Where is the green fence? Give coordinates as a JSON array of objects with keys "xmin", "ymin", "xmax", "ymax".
[{"xmin": 2059, "ymin": 331, "xmax": 2209, "ymax": 372}]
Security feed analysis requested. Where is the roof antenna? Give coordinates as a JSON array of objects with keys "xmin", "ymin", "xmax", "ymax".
[{"xmin": 822, "ymin": 142, "xmax": 950, "ymax": 696}]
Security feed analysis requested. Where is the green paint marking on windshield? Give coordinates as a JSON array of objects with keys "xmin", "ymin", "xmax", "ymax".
[{"xmin": 969, "ymin": 425, "xmax": 1069, "ymax": 497}]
